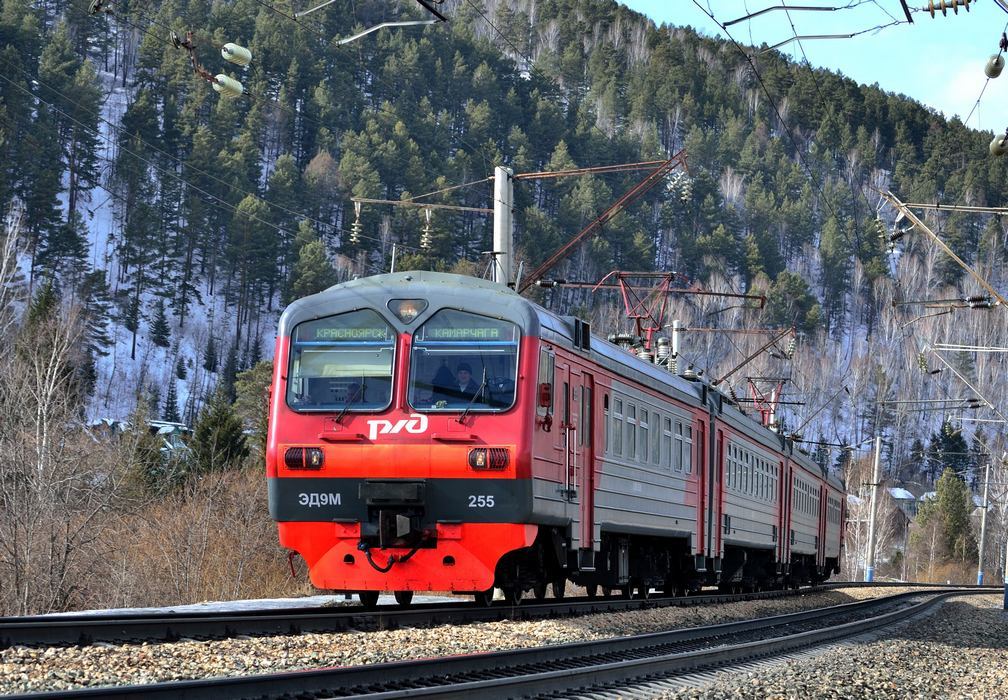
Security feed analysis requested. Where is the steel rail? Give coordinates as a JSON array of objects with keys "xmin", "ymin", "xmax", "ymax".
[
  {"xmin": 0, "ymin": 585, "xmax": 826, "ymax": 648},
  {"xmin": 11, "ymin": 588, "xmax": 990, "ymax": 699},
  {"xmin": 0, "ymin": 581, "xmax": 993, "ymax": 648}
]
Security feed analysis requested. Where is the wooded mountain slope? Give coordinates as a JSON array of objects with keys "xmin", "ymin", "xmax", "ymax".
[{"xmin": 2, "ymin": 0, "xmax": 1006, "ymax": 483}]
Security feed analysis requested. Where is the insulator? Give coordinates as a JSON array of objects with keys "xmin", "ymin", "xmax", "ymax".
[
  {"xmin": 990, "ymin": 133, "xmax": 1008, "ymax": 157},
  {"xmin": 965, "ymin": 295, "xmax": 995, "ymax": 308},
  {"xmin": 873, "ymin": 218, "xmax": 886, "ymax": 238},
  {"xmin": 170, "ymin": 30, "xmax": 183, "ymax": 49},
  {"xmin": 420, "ymin": 208, "xmax": 433, "ymax": 249},
  {"xmin": 221, "ymin": 43, "xmax": 252, "ymax": 67},
  {"xmin": 212, "ymin": 74, "xmax": 243, "ymax": 98},
  {"xmin": 349, "ymin": 201, "xmax": 362, "ymax": 244},
  {"xmin": 88, "ymin": 0, "xmax": 112, "ymax": 15},
  {"xmin": 918, "ymin": 352, "xmax": 928, "ymax": 374},
  {"xmin": 986, "ymin": 54, "xmax": 1005, "ymax": 79},
  {"xmin": 655, "ymin": 336, "xmax": 671, "ymax": 361},
  {"xmin": 926, "ymin": 0, "xmax": 972, "ymax": 18},
  {"xmin": 669, "ymin": 354, "xmax": 678, "ymax": 374},
  {"xmin": 785, "ymin": 336, "xmax": 797, "ymax": 359}
]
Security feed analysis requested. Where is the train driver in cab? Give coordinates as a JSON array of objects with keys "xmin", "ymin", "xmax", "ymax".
[{"xmin": 454, "ymin": 363, "xmax": 481, "ymax": 400}]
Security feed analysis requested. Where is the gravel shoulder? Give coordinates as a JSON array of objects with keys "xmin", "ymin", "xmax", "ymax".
[
  {"xmin": 0, "ymin": 586, "xmax": 961, "ymax": 693},
  {"xmin": 654, "ymin": 594, "xmax": 1008, "ymax": 700}
]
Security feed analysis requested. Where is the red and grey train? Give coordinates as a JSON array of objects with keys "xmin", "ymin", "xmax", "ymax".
[{"xmin": 266, "ymin": 271, "xmax": 845, "ymax": 606}]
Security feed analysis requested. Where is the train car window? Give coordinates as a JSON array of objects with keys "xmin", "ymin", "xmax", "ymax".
[
  {"xmin": 582, "ymin": 386, "xmax": 592, "ymax": 447},
  {"xmin": 563, "ymin": 381, "xmax": 570, "ymax": 426},
  {"xmin": 662, "ymin": 417, "xmax": 672, "ymax": 469},
  {"xmin": 286, "ymin": 309, "xmax": 395, "ymax": 412},
  {"xmin": 603, "ymin": 395, "xmax": 610, "ymax": 453},
  {"xmin": 408, "ymin": 309, "xmax": 519, "ymax": 412},
  {"xmin": 684, "ymin": 425, "xmax": 693, "ymax": 474},
  {"xmin": 725, "ymin": 443, "xmax": 731, "ymax": 487},
  {"xmin": 612, "ymin": 398, "xmax": 623, "ymax": 455},
  {"xmin": 650, "ymin": 412, "xmax": 661, "ymax": 465},
  {"xmin": 640, "ymin": 410, "xmax": 649, "ymax": 462},
  {"xmin": 537, "ymin": 349, "xmax": 554, "ymax": 418},
  {"xmin": 626, "ymin": 404, "xmax": 637, "ymax": 460},
  {"xmin": 673, "ymin": 422, "xmax": 683, "ymax": 472}
]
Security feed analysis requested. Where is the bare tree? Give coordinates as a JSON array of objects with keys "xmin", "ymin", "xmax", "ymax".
[{"xmin": 0, "ymin": 304, "xmax": 133, "ymax": 614}]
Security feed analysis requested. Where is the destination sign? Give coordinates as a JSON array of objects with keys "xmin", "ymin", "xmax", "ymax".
[
  {"xmin": 417, "ymin": 309, "xmax": 518, "ymax": 343},
  {"xmin": 427, "ymin": 327, "xmax": 505, "ymax": 340},
  {"xmin": 313, "ymin": 327, "xmax": 389, "ymax": 341},
  {"xmin": 294, "ymin": 309, "xmax": 393, "ymax": 343}
]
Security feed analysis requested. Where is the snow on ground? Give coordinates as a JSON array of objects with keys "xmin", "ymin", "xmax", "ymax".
[{"xmin": 42, "ymin": 593, "xmax": 460, "ymax": 617}]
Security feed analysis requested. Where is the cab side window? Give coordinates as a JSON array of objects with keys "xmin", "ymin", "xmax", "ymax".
[{"xmin": 537, "ymin": 348, "xmax": 554, "ymax": 418}]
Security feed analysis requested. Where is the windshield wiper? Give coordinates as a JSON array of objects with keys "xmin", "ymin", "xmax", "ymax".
[
  {"xmin": 457, "ymin": 368, "xmax": 488, "ymax": 424},
  {"xmin": 335, "ymin": 377, "xmax": 364, "ymax": 424}
]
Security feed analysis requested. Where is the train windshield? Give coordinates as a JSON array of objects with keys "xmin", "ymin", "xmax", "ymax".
[
  {"xmin": 286, "ymin": 309, "xmax": 395, "ymax": 412},
  {"xmin": 408, "ymin": 309, "xmax": 518, "ymax": 412}
]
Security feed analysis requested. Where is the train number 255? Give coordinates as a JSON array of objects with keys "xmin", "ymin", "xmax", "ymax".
[{"xmin": 468, "ymin": 495, "xmax": 495, "ymax": 508}]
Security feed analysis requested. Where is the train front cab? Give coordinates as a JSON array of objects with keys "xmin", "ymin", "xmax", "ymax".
[{"xmin": 266, "ymin": 279, "xmax": 543, "ymax": 602}]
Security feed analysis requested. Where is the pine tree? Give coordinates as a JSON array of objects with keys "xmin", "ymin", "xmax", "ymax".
[
  {"xmin": 188, "ymin": 389, "xmax": 249, "ymax": 475},
  {"xmin": 916, "ymin": 468, "xmax": 977, "ymax": 566},
  {"xmin": 287, "ymin": 238, "xmax": 339, "ymax": 302},
  {"xmin": 203, "ymin": 334, "xmax": 218, "ymax": 373},
  {"xmin": 175, "ymin": 354, "xmax": 188, "ymax": 380},
  {"xmin": 220, "ymin": 344, "xmax": 239, "ymax": 403},
  {"xmin": 162, "ymin": 379, "xmax": 181, "ymax": 423},
  {"xmin": 234, "ymin": 360, "xmax": 273, "ymax": 460},
  {"xmin": 149, "ymin": 299, "xmax": 170, "ymax": 348},
  {"xmin": 78, "ymin": 269, "xmax": 113, "ymax": 357},
  {"xmin": 25, "ymin": 278, "xmax": 59, "ymax": 330}
]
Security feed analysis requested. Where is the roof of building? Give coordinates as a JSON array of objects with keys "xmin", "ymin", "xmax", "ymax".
[{"xmin": 888, "ymin": 487, "xmax": 916, "ymax": 500}]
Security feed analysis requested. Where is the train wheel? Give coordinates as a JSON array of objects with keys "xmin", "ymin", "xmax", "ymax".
[
  {"xmin": 601, "ymin": 586, "xmax": 613, "ymax": 599},
  {"xmin": 551, "ymin": 578, "xmax": 566, "ymax": 599},
  {"xmin": 634, "ymin": 584, "xmax": 651, "ymax": 599},
  {"xmin": 533, "ymin": 582, "xmax": 547, "ymax": 601},
  {"xmin": 503, "ymin": 586, "xmax": 523, "ymax": 606},
  {"xmin": 473, "ymin": 589, "xmax": 493, "ymax": 606},
  {"xmin": 359, "ymin": 591, "xmax": 380, "ymax": 609},
  {"xmin": 393, "ymin": 590, "xmax": 414, "ymax": 608},
  {"xmin": 586, "ymin": 584, "xmax": 598, "ymax": 599},
  {"xmin": 620, "ymin": 584, "xmax": 632, "ymax": 598}
]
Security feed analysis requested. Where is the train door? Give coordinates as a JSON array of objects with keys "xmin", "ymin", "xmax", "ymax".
[
  {"xmin": 776, "ymin": 460, "xmax": 786, "ymax": 568},
  {"xmin": 707, "ymin": 427, "xmax": 724, "ymax": 570},
  {"xmin": 578, "ymin": 373, "xmax": 595, "ymax": 566},
  {"xmin": 781, "ymin": 462, "xmax": 792, "ymax": 571},
  {"xmin": 695, "ymin": 417, "xmax": 706, "ymax": 561}
]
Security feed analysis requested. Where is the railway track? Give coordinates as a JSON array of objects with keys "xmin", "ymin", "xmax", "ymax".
[
  {"xmin": 11, "ymin": 587, "xmax": 990, "ymax": 700},
  {"xmin": 0, "ymin": 581, "xmax": 994, "ymax": 648},
  {"xmin": 0, "ymin": 580, "xmax": 976, "ymax": 648}
]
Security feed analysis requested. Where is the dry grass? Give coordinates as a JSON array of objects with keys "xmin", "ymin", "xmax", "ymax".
[{"xmin": 91, "ymin": 468, "xmax": 313, "ymax": 609}]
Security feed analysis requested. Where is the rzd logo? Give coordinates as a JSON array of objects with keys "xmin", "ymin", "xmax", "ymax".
[{"xmin": 367, "ymin": 414, "xmax": 428, "ymax": 440}]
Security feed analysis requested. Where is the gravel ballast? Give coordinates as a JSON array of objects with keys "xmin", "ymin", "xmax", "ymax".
[
  {"xmin": 654, "ymin": 594, "xmax": 1007, "ymax": 700},
  {"xmin": 0, "ymin": 587, "xmax": 984, "ymax": 694}
]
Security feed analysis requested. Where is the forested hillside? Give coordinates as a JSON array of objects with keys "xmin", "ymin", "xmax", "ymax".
[{"xmin": 2, "ymin": 0, "xmax": 1007, "ymax": 485}]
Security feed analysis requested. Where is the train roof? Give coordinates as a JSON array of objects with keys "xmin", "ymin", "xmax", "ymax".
[
  {"xmin": 281, "ymin": 271, "xmax": 843, "ymax": 490},
  {"xmin": 278, "ymin": 271, "xmax": 541, "ymax": 339}
]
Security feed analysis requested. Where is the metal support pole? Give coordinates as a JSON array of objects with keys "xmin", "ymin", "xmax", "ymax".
[
  {"xmin": 865, "ymin": 435, "xmax": 882, "ymax": 582},
  {"xmin": 978, "ymin": 457, "xmax": 991, "ymax": 585},
  {"xmin": 492, "ymin": 166, "xmax": 514, "ymax": 286},
  {"xmin": 390, "ymin": 243, "xmax": 397, "ymax": 273},
  {"xmin": 670, "ymin": 319, "xmax": 681, "ymax": 373}
]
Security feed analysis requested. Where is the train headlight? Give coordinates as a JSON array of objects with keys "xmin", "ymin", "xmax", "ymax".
[
  {"xmin": 388, "ymin": 299, "xmax": 428, "ymax": 324},
  {"xmin": 468, "ymin": 448, "xmax": 509, "ymax": 470},
  {"xmin": 284, "ymin": 446, "xmax": 324, "ymax": 470}
]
